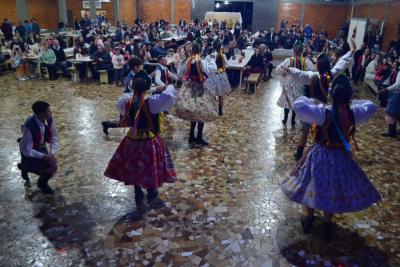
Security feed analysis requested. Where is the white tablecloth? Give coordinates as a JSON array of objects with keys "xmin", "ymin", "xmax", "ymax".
[{"xmin": 205, "ymin": 12, "xmax": 242, "ymax": 24}]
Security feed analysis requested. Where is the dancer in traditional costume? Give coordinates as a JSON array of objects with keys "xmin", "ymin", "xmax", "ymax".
[
  {"xmin": 154, "ymin": 55, "xmax": 179, "ymax": 92},
  {"xmin": 286, "ymin": 39, "xmax": 356, "ymax": 160},
  {"xmin": 18, "ymin": 101, "xmax": 58, "ymax": 194},
  {"xmin": 174, "ymin": 44, "xmax": 218, "ymax": 147},
  {"xmin": 379, "ymin": 68, "xmax": 400, "ymax": 137},
  {"xmin": 104, "ymin": 71, "xmax": 177, "ymax": 212},
  {"xmin": 276, "ymin": 41, "xmax": 313, "ymax": 126},
  {"xmin": 205, "ymin": 40, "xmax": 231, "ymax": 116},
  {"xmin": 101, "ymin": 58, "xmax": 144, "ymax": 135},
  {"xmin": 281, "ymin": 74, "xmax": 381, "ymax": 240}
]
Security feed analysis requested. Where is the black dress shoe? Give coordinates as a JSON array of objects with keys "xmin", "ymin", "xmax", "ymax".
[
  {"xmin": 196, "ymin": 138, "xmax": 209, "ymax": 146},
  {"xmin": 301, "ymin": 216, "xmax": 314, "ymax": 234},
  {"xmin": 188, "ymin": 136, "xmax": 196, "ymax": 145},
  {"xmin": 38, "ymin": 183, "xmax": 55, "ymax": 195},
  {"xmin": 101, "ymin": 122, "xmax": 109, "ymax": 135}
]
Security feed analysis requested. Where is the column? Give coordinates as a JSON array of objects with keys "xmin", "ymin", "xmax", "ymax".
[
  {"xmin": 16, "ymin": 0, "xmax": 28, "ymax": 21},
  {"xmin": 58, "ymin": 0, "xmax": 68, "ymax": 24},
  {"xmin": 90, "ymin": 0, "xmax": 97, "ymax": 19},
  {"xmin": 113, "ymin": 0, "xmax": 121, "ymax": 25},
  {"xmin": 170, "ymin": 0, "xmax": 175, "ymax": 24},
  {"xmin": 300, "ymin": 0, "xmax": 306, "ymax": 27}
]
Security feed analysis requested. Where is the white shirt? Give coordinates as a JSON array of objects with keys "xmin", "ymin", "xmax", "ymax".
[
  {"xmin": 293, "ymin": 96, "xmax": 377, "ymax": 126},
  {"xmin": 155, "ymin": 64, "xmax": 179, "ymax": 87},
  {"xmin": 20, "ymin": 116, "xmax": 59, "ymax": 159},
  {"xmin": 177, "ymin": 56, "xmax": 217, "ymax": 79},
  {"xmin": 287, "ymin": 51, "xmax": 354, "ymax": 86},
  {"xmin": 117, "ymin": 85, "xmax": 178, "ymax": 115}
]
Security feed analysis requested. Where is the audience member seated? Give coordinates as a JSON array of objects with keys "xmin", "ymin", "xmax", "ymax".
[
  {"xmin": 90, "ymin": 44, "xmax": 112, "ymax": 83},
  {"xmin": 52, "ymin": 40, "xmax": 71, "ymax": 78},
  {"xmin": 244, "ymin": 47, "xmax": 263, "ymax": 79},
  {"xmin": 41, "ymin": 41, "xmax": 57, "ymax": 80},
  {"xmin": 10, "ymin": 43, "xmax": 30, "ymax": 80},
  {"xmin": 365, "ymin": 53, "xmax": 380, "ymax": 81}
]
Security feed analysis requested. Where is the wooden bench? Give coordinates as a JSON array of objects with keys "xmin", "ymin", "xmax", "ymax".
[
  {"xmin": 98, "ymin": 70, "xmax": 108, "ymax": 84},
  {"xmin": 364, "ymin": 79, "xmax": 379, "ymax": 94},
  {"xmin": 246, "ymin": 73, "xmax": 261, "ymax": 93}
]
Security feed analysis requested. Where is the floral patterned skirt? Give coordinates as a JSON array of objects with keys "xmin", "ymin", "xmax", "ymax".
[
  {"xmin": 104, "ymin": 135, "xmax": 176, "ymax": 189},
  {"xmin": 281, "ymin": 144, "xmax": 381, "ymax": 213},
  {"xmin": 277, "ymin": 76, "xmax": 304, "ymax": 110},
  {"xmin": 171, "ymin": 80, "xmax": 218, "ymax": 122}
]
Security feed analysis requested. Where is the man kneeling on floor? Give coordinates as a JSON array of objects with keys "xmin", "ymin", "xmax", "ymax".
[{"xmin": 18, "ymin": 101, "xmax": 58, "ymax": 194}]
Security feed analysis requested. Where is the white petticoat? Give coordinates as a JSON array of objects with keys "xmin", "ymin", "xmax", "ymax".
[{"xmin": 205, "ymin": 72, "xmax": 232, "ymax": 97}]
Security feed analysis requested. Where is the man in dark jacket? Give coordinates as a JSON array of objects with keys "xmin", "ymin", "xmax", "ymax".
[
  {"xmin": 90, "ymin": 44, "xmax": 112, "ymax": 82},
  {"xmin": 15, "ymin": 21, "xmax": 26, "ymax": 41},
  {"xmin": 1, "ymin": 18, "xmax": 13, "ymax": 41},
  {"xmin": 52, "ymin": 40, "xmax": 71, "ymax": 78},
  {"xmin": 31, "ymin": 18, "xmax": 41, "ymax": 36},
  {"xmin": 352, "ymin": 43, "xmax": 366, "ymax": 83}
]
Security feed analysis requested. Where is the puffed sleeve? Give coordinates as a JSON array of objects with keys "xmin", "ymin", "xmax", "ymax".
[
  {"xmin": 293, "ymin": 96, "xmax": 326, "ymax": 126},
  {"xmin": 275, "ymin": 58, "xmax": 291, "ymax": 76},
  {"xmin": 148, "ymin": 85, "xmax": 178, "ymax": 114},
  {"xmin": 331, "ymin": 50, "xmax": 353, "ymax": 78},
  {"xmin": 305, "ymin": 58, "xmax": 315, "ymax": 71},
  {"xmin": 177, "ymin": 59, "xmax": 188, "ymax": 78},
  {"xmin": 287, "ymin": 68, "xmax": 317, "ymax": 86},
  {"xmin": 351, "ymin": 100, "xmax": 377, "ymax": 125},
  {"xmin": 202, "ymin": 58, "xmax": 217, "ymax": 76}
]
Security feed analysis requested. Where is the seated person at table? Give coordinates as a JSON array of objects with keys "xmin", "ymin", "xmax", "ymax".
[
  {"xmin": 168, "ymin": 38, "xmax": 178, "ymax": 52},
  {"xmin": 41, "ymin": 41, "xmax": 57, "ymax": 80},
  {"xmin": 18, "ymin": 101, "xmax": 58, "ymax": 194},
  {"xmin": 55, "ymin": 32, "xmax": 66, "ymax": 49},
  {"xmin": 11, "ymin": 43, "xmax": 30, "ymax": 81},
  {"xmin": 52, "ymin": 40, "xmax": 71, "ymax": 78},
  {"xmin": 244, "ymin": 47, "xmax": 264, "ymax": 79},
  {"xmin": 90, "ymin": 44, "xmax": 112, "ymax": 82},
  {"xmin": 154, "ymin": 55, "xmax": 179, "ymax": 92},
  {"xmin": 73, "ymin": 40, "xmax": 89, "ymax": 81},
  {"xmin": 22, "ymin": 42, "xmax": 38, "ymax": 79},
  {"xmin": 260, "ymin": 44, "xmax": 273, "ymax": 80}
]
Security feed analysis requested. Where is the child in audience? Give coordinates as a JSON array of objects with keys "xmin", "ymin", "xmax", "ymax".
[{"xmin": 112, "ymin": 48, "xmax": 125, "ymax": 86}]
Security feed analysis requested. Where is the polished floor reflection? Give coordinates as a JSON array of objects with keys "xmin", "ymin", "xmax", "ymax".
[{"xmin": 0, "ymin": 73, "xmax": 399, "ymax": 267}]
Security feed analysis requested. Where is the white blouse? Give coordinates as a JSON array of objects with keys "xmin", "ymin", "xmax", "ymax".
[
  {"xmin": 117, "ymin": 85, "xmax": 178, "ymax": 116},
  {"xmin": 287, "ymin": 51, "xmax": 353, "ymax": 86},
  {"xmin": 177, "ymin": 56, "xmax": 217, "ymax": 78},
  {"xmin": 293, "ymin": 96, "xmax": 377, "ymax": 126}
]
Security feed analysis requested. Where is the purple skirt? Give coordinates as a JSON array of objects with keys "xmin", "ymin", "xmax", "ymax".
[{"xmin": 281, "ymin": 144, "xmax": 381, "ymax": 213}]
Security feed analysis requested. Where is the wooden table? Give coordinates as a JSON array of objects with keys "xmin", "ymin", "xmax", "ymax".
[
  {"xmin": 226, "ymin": 48, "xmax": 255, "ymax": 89},
  {"xmin": 72, "ymin": 56, "xmax": 93, "ymax": 79}
]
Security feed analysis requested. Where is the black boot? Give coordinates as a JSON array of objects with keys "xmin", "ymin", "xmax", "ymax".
[
  {"xmin": 218, "ymin": 105, "xmax": 223, "ymax": 116},
  {"xmin": 301, "ymin": 215, "xmax": 314, "ymax": 234},
  {"xmin": 291, "ymin": 111, "xmax": 296, "ymax": 126},
  {"xmin": 282, "ymin": 109, "xmax": 289, "ymax": 125},
  {"xmin": 37, "ymin": 174, "xmax": 54, "ymax": 194},
  {"xmin": 147, "ymin": 188, "xmax": 164, "ymax": 208},
  {"xmin": 102, "ymin": 121, "xmax": 119, "ymax": 136},
  {"xmin": 382, "ymin": 124, "xmax": 397, "ymax": 138},
  {"xmin": 17, "ymin": 163, "xmax": 31, "ymax": 186},
  {"xmin": 134, "ymin": 185, "xmax": 146, "ymax": 213},
  {"xmin": 294, "ymin": 146, "xmax": 305, "ymax": 161},
  {"xmin": 196, "ymin": 122, "xmax": 209, "ymax": 146},
  {"xmin": 189, "ymin": 122, "xmax": 197, "ymax": 145},
  {"xmin": 322, "ymin": 222, "xmax": 334, "ymax": 241}
]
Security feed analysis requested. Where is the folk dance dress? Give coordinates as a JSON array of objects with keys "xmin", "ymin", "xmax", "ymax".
[
  {"xmin": 281, "ymin": 96, "xmax": 381, "ymax": 213},
  {"xmin": 205, "ymin": 51, "xmax": 232, "ymax": 97},
  {"xmin": 276, "ymin": 56, "xmax": 314, "ymax": 109},
  {"xmin": 104, "ymin": 85, "xmax": 178, "ymax": 189},
  {"xmin": 172, "ymin": 54, "xmax": 218, "ymax": 122}
]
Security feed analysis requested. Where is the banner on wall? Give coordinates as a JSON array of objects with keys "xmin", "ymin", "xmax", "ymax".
[{"xmin": 82, "ymin": 1, "xmax": 102, "ymax": 9}]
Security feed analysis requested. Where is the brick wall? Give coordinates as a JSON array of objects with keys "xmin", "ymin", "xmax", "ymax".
[
  {"xmin": 353, "ymin": 1, "xmax": 400, "ymax": 51},
  {"xmin": 277, "ymin": 1, "xmax": 350, "ymax": 38},
  {"xmin": 66, "ymin": 0, "xmax": 114, "ymax": 23},
  {"xmin": 304, "ymin": 4, "xmax": 351, "ymax": 39},
  {"xmin": 173, "ymin": 0, "xmax": 191, "ymax": 24},
  {"xmin": 121, "ymin": 0, "xmax": 137, "ymax": 25},
  {"xmin": 0, "ymin": 0, "xmax": 18, "ymax": 23},
  {"xmin": 31, "ymin": 0, "xmax": 60, "ymax": 29},
  {"xmin": 139, "ymin": 0, "xmax": 191, "ymax": 24}
]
